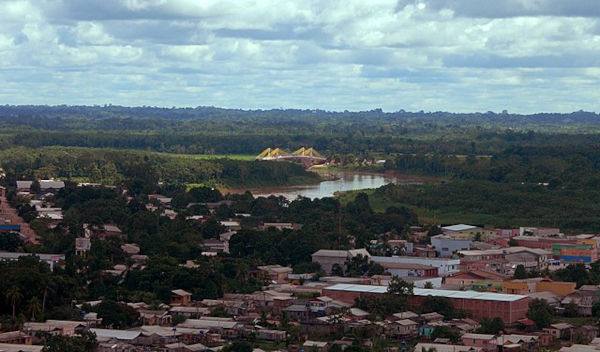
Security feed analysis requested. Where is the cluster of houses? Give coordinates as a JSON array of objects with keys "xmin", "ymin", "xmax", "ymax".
[{"xmin": 5, "ymin": 177, "xmax": 600, "ymax": 351}]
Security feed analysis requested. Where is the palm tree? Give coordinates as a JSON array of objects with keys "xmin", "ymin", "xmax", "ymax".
[
  {"xmin": 26, "ymin": 296, "xmax": 42, "ymax": 321},
  {"xmin": 5, "ymin": 286, "xmax": 23, "ymax": 319}
]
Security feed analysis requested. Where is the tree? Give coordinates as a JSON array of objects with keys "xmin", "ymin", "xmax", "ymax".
[
  {"xmin": 96, "ymin": 300, "xmax": 140, "ymax": 328},
  {"xmin": 387, "ymin": 276, "xmax": 414, "ymax": 296},
  {"xmin": 431, "ymin": 326, "xmax": 460, "ymax": 343},
  {"xmin": 221, "ymin": 342, "xmax": 252, "ymax": 352},
  {"xmin": 527, "ymin": 298, "xmax": 554, "ymax": 329},
  {"xmin": 424, "ymin": 281, "xmax": 434, "ymax": 289},
  {"xmin": 563, "ymin": 302, "xmax": 579, "ymax": 317},
  {"xmin": 478, "ymin": 317, "xmax": 505, "ymax": 334},
  {"xmin": 26, "ymin": 296, "xmax": 42, "ymax": 321},
  {"xmin": 42, "ymin": 331, "xmax": 97, "ymax": 352},
  {"xmin": 6, "ymin": 286, "xmax": 23, "ymax": 319},
  {"xmin": 513, "ymin": 264, "xmax": 527, "ymax": 279}
]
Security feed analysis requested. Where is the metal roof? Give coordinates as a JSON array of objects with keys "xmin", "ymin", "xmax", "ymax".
[
  {"xmin": 324, "ymin": 284, "xmax": 527, "ymax": 302},
  {"xmin": 442, "ymin": 224, "xmax": 479, "ymax": 232},
  {"xmin": 90, "ymin": 328, "xmax": 141, "ymax": 341}
]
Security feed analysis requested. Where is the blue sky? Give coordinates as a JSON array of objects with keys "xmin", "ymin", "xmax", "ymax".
[{"xmin": 0, "ymin": 0, "xmax": 599, "ymax": 113}]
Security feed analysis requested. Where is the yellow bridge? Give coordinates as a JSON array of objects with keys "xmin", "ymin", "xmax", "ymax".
[{"xmin": 256, "ymin": 147, "xmax": 326, "ymax": 166}]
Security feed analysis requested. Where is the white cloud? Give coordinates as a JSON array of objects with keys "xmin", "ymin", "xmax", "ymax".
[{"xmin": 0, "ymin": 0, "xmax": 598, "ymax": 113}]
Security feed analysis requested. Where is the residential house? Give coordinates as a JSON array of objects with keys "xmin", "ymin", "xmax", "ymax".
[
  {"xmin": 172, "ymin": 289, "xmax": 193, "ymax": 306},
  {"xmin": 461, "ymin": 333, "xmax": 497, "ymax": 351},
  {"xmin": 544, "ymin": 323, "xmax": 574, "ymax": 339}
]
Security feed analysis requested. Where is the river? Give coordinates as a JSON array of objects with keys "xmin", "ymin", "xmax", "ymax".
[{"xmin": 242, "ymin": 171, "xmax": 429, "ymax": 200}]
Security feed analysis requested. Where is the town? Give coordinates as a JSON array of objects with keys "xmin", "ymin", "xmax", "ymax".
[{"xmin": 1, "ymin": 174, "xmax": 600, "ymax": 352}]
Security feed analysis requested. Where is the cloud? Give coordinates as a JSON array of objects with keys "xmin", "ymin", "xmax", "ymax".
[{"xmin": 0, "ymin": 0, "xmax": 598, "ymax": 113}]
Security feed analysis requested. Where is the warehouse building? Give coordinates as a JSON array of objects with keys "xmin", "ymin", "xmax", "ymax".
[{"xmin": 322, "ymin": 284, "xmax": 529, "ymax": 323}]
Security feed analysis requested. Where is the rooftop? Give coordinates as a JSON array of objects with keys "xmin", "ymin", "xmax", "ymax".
[
  {"xmin": 442, "ymin": 224, "xmax": 479, "ymax": 232},
  {"xmin": 324, "ymin": 284, "xmax": 528, "ymax": 302}
]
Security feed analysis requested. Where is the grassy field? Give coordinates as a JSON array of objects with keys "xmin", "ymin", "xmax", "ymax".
[{"xmin": 156, "ymin": 152, "xmax": 256, "ymax": 161}]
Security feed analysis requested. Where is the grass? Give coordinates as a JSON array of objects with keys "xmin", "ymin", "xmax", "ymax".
[{"xmin": 155, "ymin": 152, "xmax": 256, "ymax": 161}]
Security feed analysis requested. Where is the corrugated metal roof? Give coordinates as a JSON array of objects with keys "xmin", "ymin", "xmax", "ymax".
[{"xmin": 324, "ymin": 284, "xmax": 527, "ymax": 302}]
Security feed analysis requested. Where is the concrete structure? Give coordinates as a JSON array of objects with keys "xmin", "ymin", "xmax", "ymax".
[
  {"xmin": 322, "ymin": 284, "xmax": 529, "ymax": 323},
  {"xmin": 371, "ymin": 256, "xmax": 460, "ymax": 276},
  {"xmin": 377, "ymin": 262, "xmax": 438, "ymax": 277},
  {"xmin": 431, "ymin": 235, "xmax": 472, "ymax": 257}
]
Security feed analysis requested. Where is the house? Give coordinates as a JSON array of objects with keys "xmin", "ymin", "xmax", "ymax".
[
  {"xmin": 461, "ymin": 333, "xmax": 497, "ymax": 351},
  {"xmin": 22, "ymin": 320, "xmax": 86, "ymax": 342},
  {"xmin": 302, "ymin": 340, "xmax": 329, "ymax": 352},
  {"xmin": 169, "ymin": 306, "xmax": 211, "ymax": 318},
  {"xmin": 378, "ymin": 262, "xmax": 438, "ymax": 278},
  {"xmin": 0, "ymin": 331, "xmax": 32, "ymax": 345},
  {"xmin": 497, "ymin": 335, "xmax": 540, "ymax": 352},
  {"xmin": 0, "ymin": 344, "xmax": 43, "ymax": 352},
  {"xmin": 571, "ymin": 325, "xmax": 599, "ymax": 343},
  {"xmin": 177, "ymin": 318, "xmax": 244, "ymax": 339},
  {"xmin": 172, "ymin": 289, "xmax": 193, "ymax": 306},
  {"xmin": 203, "ymin": 239, "xmax": 229, "ymax": 254},
  {"xmin": 39, "ymin": 180, "xmax": 65, "ymax": 193},
  {"xmin": 562, "ymin": 290, "xmax": 595, "ymax": 316},
  {"xmin": 415, "ymin": 343, "xmax": 482, "ymax": 352},
  {"xmin": 311, "ymin": 248, "xmax": 371, "ymax": 273},
  {"xmin": 544, "ymin": 323, "xmax": 574, "ymax": 339},
  {"xmin": 385, "ymin": 319, "xmax": 418, "ymax": 337},
  {"xmin": 257, "ymin": 265, "xmax": 293, "ymax": 283},
  {"xmin": 121, "ymin": 243, "xmax": 141, "ymax": 256},
  {"xmin": 16, "ymin": 181, "xmax": 33, "ymax": 193},
  {"xmin": 84, "ymin": 223, "xmax": 122, "ymax": 240},
  {"xmin": 445, "ymin": 270, "xmax": 507, "ymax": 290}
]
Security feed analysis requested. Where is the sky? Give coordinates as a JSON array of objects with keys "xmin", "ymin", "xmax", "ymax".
[{"xmin": 0, "ymin": 0, "xmax": 599, "ymax": 113}]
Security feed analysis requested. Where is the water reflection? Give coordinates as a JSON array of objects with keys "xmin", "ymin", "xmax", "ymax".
[{"xmin": 248, "ymin": 171, "xmax": 423, "ymax": 200}]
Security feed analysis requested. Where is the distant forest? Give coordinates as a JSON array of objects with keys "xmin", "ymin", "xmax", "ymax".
[{"xmin": 0, "ymin": 105, "xmax": 599, "ymax": 155}]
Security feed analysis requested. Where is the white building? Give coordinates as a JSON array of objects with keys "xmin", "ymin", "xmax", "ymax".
[{"xmin": 371, "ymin": 256, "xmax": 460, "ymax": 276}]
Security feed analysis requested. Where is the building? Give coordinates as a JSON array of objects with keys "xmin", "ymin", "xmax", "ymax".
[
  {"xmin": 371, "ymin": 256, "xmax": 460, "ymax": 276},
  {"xmin": 322, "ymin": 284, "xmax": 529, "ymax": 323},
  {"xmin": 377, "ymin": 262, "xmax": 438, "ymax": 278},
  {"xmin": 312, "ymin": 248, "xmax": 371, "ymax": 273},
  {"xmin": 445, "ymin": 270, "xmax": 508, "ymax": 290},
  {"xmin": 0, "ymin": 344, "xmax": 43, "ymax": 352},
  {"xmin": 257, "ymin": 265, "xmax": 293, "ymax": 283},
  {"xmin": 442, "ymin": 224, "xmax": 481, "ymax": 235},
  {"xmin": 431, "ymin": 235, "xmax": 472, "ymax": 257},
  {"xmin": 171, "ymin": 289, "xmax": 193, "ymax": 306}
]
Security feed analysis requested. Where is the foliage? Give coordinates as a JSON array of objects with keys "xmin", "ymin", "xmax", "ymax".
[
  {"xmin": 95, "ymin": 300, "xmax": 140, "ymax": 329},
  {"xmin": 42, "ymin": 331, "xmax": 97, "ymax": 352},
  {"xmin": 477, "ymin": 317, "xmax": 505, "ymax": 334},
  {"xmin": 430, "ymin": 326, "xmax": 460, "ymax": 343},
  {"xmin": 513, "ymin": 264, "xmax": 527, "ymax": 279},
  {"xmin": 527, "ymin": 298, "xmax": 555, "ymax": 329}
]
